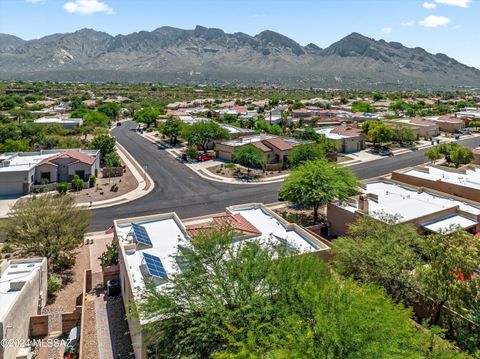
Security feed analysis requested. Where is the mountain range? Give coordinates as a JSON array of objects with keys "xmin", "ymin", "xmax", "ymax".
[{"xmin": 1, "ymin": 26, "xmax": 479, "ymax": 90}]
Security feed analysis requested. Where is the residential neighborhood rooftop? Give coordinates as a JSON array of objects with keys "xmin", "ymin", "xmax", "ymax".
[
  {"xmin": 115, "ymin": 204, "xmax": 329, "ymax": 302},
  {"xmin": 0, "ymin": 258, "xmax": 45, "ymax": 321},
  {"xmin": 400, "ymin": 166, "xmax": 480, "ymax": 190},
  {"xmin": 339, "ymin": 179, "xmax": 480, "ymax": 227}
]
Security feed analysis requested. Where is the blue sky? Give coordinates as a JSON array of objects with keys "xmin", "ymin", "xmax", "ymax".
[{"xmin": 1, "ymin": 0, "xmax": 479, "ymax": 68}]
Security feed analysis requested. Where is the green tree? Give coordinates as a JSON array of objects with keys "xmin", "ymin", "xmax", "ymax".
[
  {"xmin": 89, "ymin": 134, "xmax": 116, "ymax": 165},
  {"xmin": 181, "ymin": 121, "xmax": 229, "ymax": 153},
  {"xmin": 288, "ymin": 143, "xmax": 328, "ymax": 168},
  {"xmin": 159, "ymin": 118, "xmax": 183, "ymax": 145},
  {"xmin": 450, "ymin": 146, "xmax": 474, "ymax": 168},
  {"xmin": 351, "ymin": 101, "xmax": 375, "ymax": 113},
  {"xmin": 333, "ymin": 216, "xmax": 422, "ymax": 301},
  {"xmin": 232, "ymin": 144, "xmax": 267, "ymax": 179},
  {"xmin": 98, "ymin": 102, "xmax": 121, "ymax": 120},
  {"xmin": 363, "ymin": 121, "xmax": 393, "ymax": 147},
  {"xmin": 135, "ymin": 228, "xmax": 464, "ymax": 358},
  {"xmin": 104, "ymin": 151, "xmax": 121, "ymax": 167},
  {"xmin": 279, "ymin": 159, "xmax": 359, "ymax": 222},
  {"xmin": 426, "ymin": 148, "xmax": 442, "ymax": 164},
  {"xmin": 134, "ymin": 107, "xmax": 160, "ymax": 128},
  {"xmin": 393, "ymin": 126, "xmax": 417, "ymax": 145},
  {"xmin": 83, "ymin": 110, "xmax": 110, "ymax": 128},
  {"xmin": 4, "ymin": 194, "xmax": 90, "ymax": 272},
  {"xmin": 417, "ymin": 230, "xmax": 480, "ymax": 327},
  {"xmin": 0, "ymin": 138, "xmax": 30, "ymax": 152}
]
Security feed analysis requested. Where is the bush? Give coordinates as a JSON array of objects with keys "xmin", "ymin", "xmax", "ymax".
[
  {"xmin": 71, "ymin": 175, "xmax": 84, "ymax": 192},
  {"xmin": 104, "ymin": 152, "xmax": 121, "ymax": 167},
  {"xmin": 1, "ymin": 243, "xmax": 13, "ymax": 253},
  {"xmin": 89, "ymin": 175, "xmax": 96, "ymax": 187},
  {"xmin": 225, "ymin": 162, "xmax": 236, "ymax": 170},
  {"xmin": 40, "ymin": 178, "xmax": 49, "ymax": 185},
  {"xmin": 47, "ymin": 274, "xmax": 62, "ymax": 294},
  {"xmin": 56, "ymin": 182, "xmax": 68, "ymax": 194},
  {"xmin": 99, "ymin": 240, "xmax": 119, "ymax": 267}
]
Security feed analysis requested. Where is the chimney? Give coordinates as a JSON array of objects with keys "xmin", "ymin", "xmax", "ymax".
[{"xmin": 358, "ymin": 195, "xmax": 369, "ymax": 212}]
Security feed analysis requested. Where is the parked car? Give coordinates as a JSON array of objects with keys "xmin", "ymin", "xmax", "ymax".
[
  {"xmin": 378, "ymin": 149, "xmax": 393, "ymax": 157},
  {"xmin": 458, "ymin": 128, "xmax": 472, "ymax": 135},
  {"xmin": 195, "ymin": 154, "xmax": 214, "ymax": 161}
]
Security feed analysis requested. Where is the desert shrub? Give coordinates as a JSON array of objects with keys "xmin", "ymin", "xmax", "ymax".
[
  {"xmin": 47, "ymin": 274, "xmax": 62, "ymax": 294},
  {"xmin": 56, "ymin": 182, "xmax": 68, "ymax": 194}
]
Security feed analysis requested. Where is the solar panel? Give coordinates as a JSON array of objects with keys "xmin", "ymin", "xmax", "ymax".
[
  {"xmin": 143, "ymin": 252, "xmax": 167, "ymax": 278},
  {"xmin": 132, "ymin": 223, "xmax": 152, "ymax": 247}
]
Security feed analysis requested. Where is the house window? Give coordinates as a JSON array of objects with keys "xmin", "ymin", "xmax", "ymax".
[
  {"xmin": 75, "ymin": 170, "xmax": 85, "ymax": 179},
  {"xmin": 40, "ymin": 172, "xmax": 51, "ymax": 182}
]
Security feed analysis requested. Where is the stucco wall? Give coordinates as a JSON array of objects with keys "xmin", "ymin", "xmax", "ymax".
[
  {"xmin": 0, "ymin": 258, "xmax": 47, "ymax": 359},
  {"xmin": 391, "ymin": 171, "xmax": 480, "ymax": 203}
]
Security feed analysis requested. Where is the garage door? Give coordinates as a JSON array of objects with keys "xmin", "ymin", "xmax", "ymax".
[{"xmin": 0, "ymin": 180, "xmax": 24, "ymax": 196}]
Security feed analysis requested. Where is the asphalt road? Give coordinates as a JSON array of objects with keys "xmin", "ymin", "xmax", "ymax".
[{"xmin": 90, "ymin": 121, "xmax": 480, "ymax": 231}]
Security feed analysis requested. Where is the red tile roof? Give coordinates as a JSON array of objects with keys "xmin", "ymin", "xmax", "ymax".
[
  {"xmin": 38, "ymin": 150, "xmax": 96, "ymax": 166},
  {"xmin": 437, "ymin": 115, "xmax": 464, "ymax": 123},
  {"xmin": 213, "ymin": 213, "xmax": 262, "ymax": 235},
  {"xmin": 186, "ymin": 213, "xmax": 262, "ymax": 237},
  {"xmin": 330, "ymin": 126, "xmax": 363, "ymax": 137},
  {"xmin": 251, "ymin": 141, "xmax": 273, "ymax": 153},
  {"xmin": 408, "ymin": 116, "xmax": 436, "ymax": 126},
  {"xmin": 263, "ymin": 137, "xmax": 293, "ymax": 151}
]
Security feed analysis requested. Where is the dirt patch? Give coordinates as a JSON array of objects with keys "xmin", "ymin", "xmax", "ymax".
[
  {"xmin": 337, "ymin": 155, "xmax": 354, "ymax": 163},
  {"xmin": 81, "ymin": 300, "xmax": 99, "ymax": 359},
  {"xmin": 71, "ymin": 159, "xmax": 138, "ymax": 205},
  {"xmin": 46, "ymin": 244, "xmax": 90, "ymax": 312},
  {"xmin": 206, "ymin": 163, "xmax": 288, "ymax": 180},
  {"xmin": 273, "ymin": 205, "xmax": 327, "ymax": 227}
]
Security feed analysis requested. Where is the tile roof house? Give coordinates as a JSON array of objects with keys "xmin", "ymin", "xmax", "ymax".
[
  {"xmin": 0, "ymin": 149, "xmax": 100, "ymax": 195},
  {"xmin": 215, "ymin": 135, "xmax": 301, "ymax": 170},
  {"xmin": 385, "ymin": 117, "xmax": 439, "ymax": 139},
  {"xmin": 315, "ymin": 126, "xmax": 366, "ymax": 153},
  {"xmin": 115, "ymin": 203, "xmax": 330, "ymax": 359}
]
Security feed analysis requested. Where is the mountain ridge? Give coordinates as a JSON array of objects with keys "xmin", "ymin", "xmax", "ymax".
[{"xmin": 0, "ymin": 26, "xmax": 479, "ymax": 89}]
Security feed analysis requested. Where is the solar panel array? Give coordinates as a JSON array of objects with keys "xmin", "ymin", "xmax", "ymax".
[
  {"xmin": 132, "ymin": 223, "xmax": 152, "ymax": 247},
  {"xmin": 143, "ymin": 252, "xmax": 167, "ymax": 278}
]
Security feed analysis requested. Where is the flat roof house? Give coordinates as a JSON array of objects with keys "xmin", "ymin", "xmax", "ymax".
[
  {"xmin": 392, "ymin": 165, "xmax": 480, "ymax": 203},
  {"xmin": 316, "ymin": 126, "xmax": 366, "ymax": 153},
  {"xmin": 327, "ymin": 178, "xmax": 480, "ymax": 237},
  {"xmin": 427, "ymin": 115, "xmax": 465, "ymax": 133},
  {"xmin": 34, "ymin": 117, "xmax": 83, "ymax": 130},
  {"xmin": 0, "ymin": 258, "xmax": 47, "ymax": 359},
  {"xmin": 385, "ymin": 117, "xmax": 439, "ymax": 139},
  {"xmin": 114, "ymin": 203, "xmax": 330, "ymax": 359},
  {"xmin": 0, "ymin": 149, "xmax": 100, "ymax": 196}
]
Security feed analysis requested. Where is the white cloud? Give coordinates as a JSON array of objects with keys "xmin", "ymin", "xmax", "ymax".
[
  {"xmin": 419, "ymin": 15, "xmax": 451, "ymax": 27},
  {"xmin": 63, "ymin": 0, "xmax": 113, "ymax": 15},
  {"xmin": 400, "ymin": 20, "xmax": 415, "ymax": 26},
  {"xmin": 434, "ymin": 0, "xmax": 471, "ymax": 7},
  {"xmin": 26, "ymin": 0, "xmax": 46, "ymax": 3},
  {"xmin": 381, "ymin": 27, "xmax": 393, "ymax": 34},
  {"xmin": 423, "ymin": 2, "xmax": 437, "ymax": 8}
]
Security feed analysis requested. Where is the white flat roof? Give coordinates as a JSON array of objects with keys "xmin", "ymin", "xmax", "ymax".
[
  {"xmin": 230, "ymin": 206, "xmax": 324, "ymax": 253},
  {"xmin": 340, "ymin": 181, "xmax": 480, "ymax": 222},
  {"xmin": 0, "ymin": 152, "xmax": 57, "ymax": 172},
  {"xmin": 403, "ymin": 166, "xmax": 480, "ymax": 190},
  {"xmin": 221, "ymin": 135, "xmax": 273, "ymax": 147},
  {"xmin": 34, "ymin": 117, "xmax": 82, "ymax": 124},
  {"xmin": 117, "ymin": 205, "xmax": 326, "ymax": 301},
  {"xmin": 422, "ymin": 214, "xmax": 477, "ymax": 234},
  {"xmin": 0, "ymin": 259, "xmax": 43, "ymax": 321},
  {"xmin": 315, "ymin": 127, "xmax": 346, "ymax": 140},
  {"xmin": 0, "ymin": 149, "xmax": 98, "ymax": 173}
]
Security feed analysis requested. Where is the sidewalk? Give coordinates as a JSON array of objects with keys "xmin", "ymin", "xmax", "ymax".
[{"xmin": 77, "ymin": 142, "xmax": 154, "ymax": 210}]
